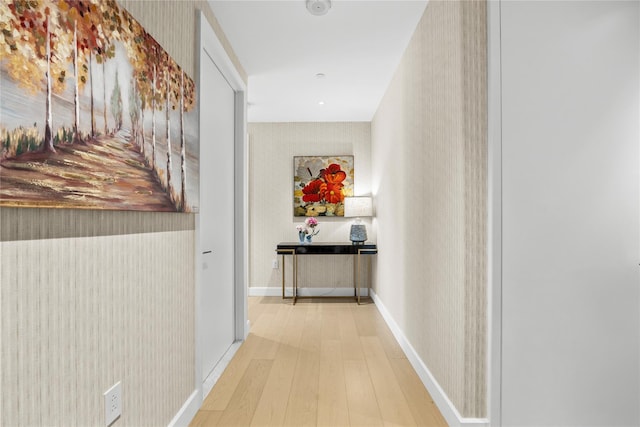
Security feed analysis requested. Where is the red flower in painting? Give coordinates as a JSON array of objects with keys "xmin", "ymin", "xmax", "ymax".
[
  {"xmin": 302, "ymin": 179, "xmax": 326, "ymax": 202},
  {"xmin": 322, "ymin": 163, "xmax": 347, "ymax": 185},
  {"xmin": 324, "ymin": 183, "xmax": 345, "ymax": 204}
]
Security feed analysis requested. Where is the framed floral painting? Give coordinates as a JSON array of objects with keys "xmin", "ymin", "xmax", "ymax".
[{"xmin": 293, "ymin": 155, "xmax": 354, "ymax": 217}]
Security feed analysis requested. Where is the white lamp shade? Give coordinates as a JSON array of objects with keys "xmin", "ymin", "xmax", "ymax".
[{"xmin": 344, "ymin": 197, "xmax": 373, "ymax": 218}]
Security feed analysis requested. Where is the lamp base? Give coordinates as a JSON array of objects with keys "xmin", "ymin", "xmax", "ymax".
[{"xmin": 350, "ymin": 224, "xmax": 367, "ymax": 244}]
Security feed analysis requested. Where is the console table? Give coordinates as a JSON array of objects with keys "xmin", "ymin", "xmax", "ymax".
[{"xmin": 275, "ymin": 242, "xmax": 377, "ymax": 304}]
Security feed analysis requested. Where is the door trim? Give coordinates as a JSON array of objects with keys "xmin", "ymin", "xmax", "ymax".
[
  {"xmin": 487, "ymin": 1, "xmax": 503, "ymax": 425},
  {"xmin": 194, "ymin": 9, "xmax": 248, "ymax": 405}
]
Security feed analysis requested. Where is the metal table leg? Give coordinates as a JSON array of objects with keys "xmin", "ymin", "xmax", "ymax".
[
  {"xmin": 293, "ymin": 251, "xmax": 297, "ymax": 305},
  {"xmin": 279, "ymin": 249, "xmax": 296, "ymax": 303},
  {"xmin": 357, "ymin": 248, "xmax": 377, "ymax": 305}
]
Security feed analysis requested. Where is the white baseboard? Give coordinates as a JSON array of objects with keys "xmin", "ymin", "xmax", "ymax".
[
  {"xmin": 370, "ymin": 289, "xmax": 489, "ymax": 427},
  {"xmin": 167, "ymin": 389, "xmax": 200, "ymax": 427},
  {"xmin": 248, "ymin": 287, "xmax": 280, "ymax": 297},
  {"xmin": 170, "ymin": 340, "xmax": 244, "ymax": 427},
  {"xmin": 249, "ymin": 286, "xmax": 369, "ymax": 298},
  {"xmin": 203, "ymin": 340, "xmax": 243, "ymax": 399}
]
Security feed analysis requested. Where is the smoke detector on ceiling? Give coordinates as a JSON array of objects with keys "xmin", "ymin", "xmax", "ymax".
[{"xmin": 306, "ymin": 0, "xmax": 331, "ymax": 16}]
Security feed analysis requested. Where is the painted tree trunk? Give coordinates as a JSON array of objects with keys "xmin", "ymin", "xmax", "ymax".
[
  {"xmin": 140, "ymin": 106, "xmax": 145, "ymax": 156},
  {"xmin": 151, "ymin": 64, "xmax": 156, "ymax": 169},
  {"xmin": 42, "ymin": 15, "xmax": 55, "ymax": 153},
  {"xmin": 165, "ymin": 70, "xmax": 173, "ymax": 200},
  {"xmin": 129, "ymin": 81, "xmax": 137, "ymax": 147},
  {"xmin": 180, "ymin": 70, "xmax": 187, "ymax": 209},
  {"xmin": 72, "ymin": 22, "xmax": 82, "ymax": 145},
  {"xmin": 89, "ymin": 51, "xmax": 95, "ymax": 138},
  {"xmin": 103, "ymin": 61, "xmax": 107, "ymax": 135},
  {"xmin": 135, "ymin": 85, "xmax": 140, "ymax": 150}
]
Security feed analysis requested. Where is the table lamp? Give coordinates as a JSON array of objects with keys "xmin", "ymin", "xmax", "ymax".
[{"xmin": 344, "ymin": 197, "xmax": 373, "ymax": 244}]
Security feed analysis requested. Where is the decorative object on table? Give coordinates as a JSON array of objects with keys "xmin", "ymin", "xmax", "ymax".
[
  {"xmin": 296, "ymin": 225, "xmax": 306, "ymax": 243},
  {"xmin": 344, "ymin": 197, "xmax": 373, "ymax": 244},
  {"xmin": 0, "ymin": 1, "xmax": 199, "ymax": 212},
  {"xmin": 293, "ymin": 155, "xmax": 354, "ymax": 217},
  {"xmin": 296, "ymin": 217, "xmax": 319, "ymax": 243}
]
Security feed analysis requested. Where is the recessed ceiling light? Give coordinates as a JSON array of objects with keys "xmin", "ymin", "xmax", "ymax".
[
  {"xmin": 315, "ymin": 73, "xmax": 326, "ymax": 79},
  {"xmin": 306, "ymin": 0, "xmax": 331, "ymax": 16},
  {"xmin": 318, "ymin": 101, "xmax": 325, "ymax": 106}
]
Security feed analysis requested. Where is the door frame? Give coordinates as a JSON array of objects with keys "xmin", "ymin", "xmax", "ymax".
[
  {"xmin": 487, "ymin": 1, "xmax": 502, "ymax": 425},
  {"xmin": 194, "ymin": 9, "xmax": 248, "ymax": 403}
]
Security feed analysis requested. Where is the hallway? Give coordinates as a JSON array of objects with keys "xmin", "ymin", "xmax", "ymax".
[{"xmin": 190, "ymin": 297, "xmax": 447, "ymax": 426}]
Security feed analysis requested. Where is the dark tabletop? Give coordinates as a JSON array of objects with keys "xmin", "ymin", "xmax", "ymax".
[{"xmin": 276, "ymin": 242, "xmax": 377, "ymax": 255}]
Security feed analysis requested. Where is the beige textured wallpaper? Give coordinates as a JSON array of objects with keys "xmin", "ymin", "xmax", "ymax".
[
  {"xmin": 371, "ymin": 0, "xmax": 487, "ymax": 418},
  {"xmin": 120, "ymin": 0, "xmax": 247, "ymax": 83},
  {"xmin": 248, "ymin": 122, "xmax": 372, "ymax": 290},
  {"xmin": 1, "ymin": 222, "xmax": 194, "ymax": 426},
  {"xmin": 0, "ymin": 1, "xmax": 244, "ymax": 426}
]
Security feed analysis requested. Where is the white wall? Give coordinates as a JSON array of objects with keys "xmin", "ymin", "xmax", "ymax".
[{"xmin": 499, "ymin": 1, "xmax": 640, "ymax": 425}]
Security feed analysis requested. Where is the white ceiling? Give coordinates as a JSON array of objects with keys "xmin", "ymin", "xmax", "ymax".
[{"xmin": 208, "ymin": 0, "xmax": 428, "ymax": 123}]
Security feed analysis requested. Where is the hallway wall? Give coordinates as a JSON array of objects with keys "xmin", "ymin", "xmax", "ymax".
[
  {"xmin": 248, "ymin": 122, "xmax": 373, "ymax": 291},
  {"xmin": 1, "ymin": 211, "xmax": 194, "ymax": 426},
  {"xmin": 0, "ymin": 2, "xmax": 244, "ymax": 426},
  {"xmin": 371, "ymin": 0, "xmax": 488, "ymax": 419}
]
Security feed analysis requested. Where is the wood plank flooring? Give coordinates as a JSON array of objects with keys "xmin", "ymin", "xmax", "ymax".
[{"xmin": 190, "ymin": 297, "xmax": 447, "ymax": 427}]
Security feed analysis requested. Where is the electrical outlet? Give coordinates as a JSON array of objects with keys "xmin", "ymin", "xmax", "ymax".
[
  {"xmin": 104, "ymin": 381, "xmax": 121, "ymax": 426},
  {"xmin": 272, "ymin": 259, "xmax": 278, "ymax": 269}
]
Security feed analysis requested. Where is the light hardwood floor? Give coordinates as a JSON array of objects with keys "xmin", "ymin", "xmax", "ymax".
[{"xmin": 190, "ymin": 297, "xmax": 448, "ymax": 427}]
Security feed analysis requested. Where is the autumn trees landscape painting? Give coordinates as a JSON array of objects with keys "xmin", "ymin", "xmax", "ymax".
[{"xmin": 0, "ymin": 0, "xmax": 199, "ymax": 212}]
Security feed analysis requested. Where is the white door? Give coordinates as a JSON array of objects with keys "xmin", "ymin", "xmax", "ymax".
[{"xmin": 200, "ymin": 53, "xmax": 236, "ymax": 382}]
